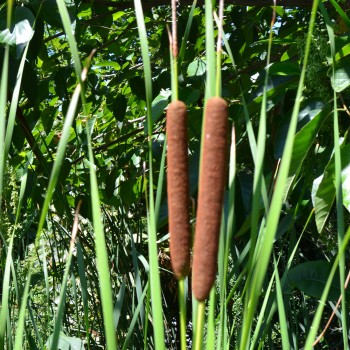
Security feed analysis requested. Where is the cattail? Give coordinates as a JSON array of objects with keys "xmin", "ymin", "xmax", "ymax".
[
  {"xmin": 166, "ymin": 100, "xmax": 191, "ymax": 279},
  {"xmin": 192, "ymin": 96, "xmax": 228, "ymax": 301}
]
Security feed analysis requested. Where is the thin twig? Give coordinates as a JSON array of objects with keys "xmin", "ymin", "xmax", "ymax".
[
  {"xmin": 216, "ymin": 0, "xmax": 224, "ymax": 53},
  {"xmin": 313, "ymin": 268, "xmax": 350, "ymax": 346},
  {"xmin": 339, "ymin": 94, "xmax": 350, "ymax": 117}
]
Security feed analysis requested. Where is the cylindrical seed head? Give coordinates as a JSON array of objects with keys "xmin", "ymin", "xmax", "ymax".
[
  {"xmin": 166, "ymin": 100, "xmax": 191, "ymax": 279},
  {"xmin": 192, "ymin": 96, "xmax": 228, "ymax": 301}
]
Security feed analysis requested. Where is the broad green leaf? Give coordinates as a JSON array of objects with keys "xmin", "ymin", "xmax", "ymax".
[
  {"xmin": 335, "ymin": 42, "xmax": 350, "ymax": 61},
  {"xmin": 41, "ymin": 106, "xmax": 57, "ymax": 134},
  {"xmin": 312, "ymin": 143, "xmax": 350, "ymax": 233},
  {"xmin": 268, "ymin": 61, "xmax": 300, "ymax": 76},
  {"xmin": 179, "ymin": 86, "xmax": 200, "ymax": 105},
  {"xmin": 187, "ymin": 58, "xmax": 206, "ymax": 77},
  {"xmin": 113, "ymin": 11, "xmax": 125, "ymax": 21},
  {"xmin": 46, "ymin": 332, "xmax": 84, "ymax": 350},
  {"xmin": 245, "ymin": 76, "xmax": 298, "ymax": 117},
  {"xmin": 276, "ymin": 101, "xmax": 330, "ymax": 199},
  {"xmin": 113, "ymin": 95, "xmax": 127, "ymax": 122},
  {"xmin": 14, "ymin": 6, "xmax": 35, "ymax": 44},
  {"xmin": 0, "ymin": 28, "xmax": 16, "ymax": 45},
  {"xmin": 275, "ymin": 101, "xmax": 328, "ymax": 159},
  {"xmin": 95, "ymin": 60, "xmax": 121, "ymax": 71},
  {"xmin": 342, "ymin": 163, "xmax": 350, "ymax": 210},
  {"xmin": 0, "ymin": 6, "xmax": 35, "ymax": 46},
  {"xmin": 129, "ymin": 76, "xmax": 146, "ymax": 100},
  {"xmin": 330, "ymin": 58, "xmax": 350, "ymax": 92},
  {"xmin": 32, "ymin": 0, "xmax": 75, "ymax": 29},
  {"xmin": 286, "ymin": 261, "xmax": 344, "ymax": 301},
  {"xmin": 151, "ymin": 89, "xmax": 171, "ymax": 123},
  {"xmin": 289, "ymin": 103, "xmax": 330, "ymax": 172}
]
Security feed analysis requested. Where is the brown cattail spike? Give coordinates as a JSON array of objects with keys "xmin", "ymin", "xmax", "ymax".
[
  {"xmin": 166, "ymin": 100, "xmax": 191, "ymax": 279},
  {"xmin": 192, "ymin": 96, "xmax": 228, "ymax": 301}
]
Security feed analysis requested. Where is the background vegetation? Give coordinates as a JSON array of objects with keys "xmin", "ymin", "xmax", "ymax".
[{"xmin": 1, "ymin": 0, "xmax": 350, "ymax": 349}]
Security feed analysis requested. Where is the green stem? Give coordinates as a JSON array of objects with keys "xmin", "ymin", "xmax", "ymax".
[
  {"xmin": 194, "ymin": 301, "xmax": 206, "ymax": 350},
  {"xmin": 171, "ymin": 55, "xmax": 179, "ymax": 102},
  {"xmin": 215, "ymin": 51, "xmax": 221, "ymax": 97},
  {"xmin": 178, "ymin": 278, "xmax": 187, "ymax": 350}
]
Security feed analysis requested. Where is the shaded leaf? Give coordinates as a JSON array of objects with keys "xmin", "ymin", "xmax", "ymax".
[
  {"xmin": 113, "ymin": 95, "xmax": 127, "ymax": 122},
  {"xmin": 277, "ymin": 101, "xmax": 331, "ymax": 200},
  {"xmin": 129, "ymin": 76, "xmax": 146, "ymax": 100},
  {"xmin": 268, "ymin": 61, "xmax": 300, "ymax": 76},
  {"xmin": 286, "ymin": 261, "xmax": 343, "ymax": 301}
]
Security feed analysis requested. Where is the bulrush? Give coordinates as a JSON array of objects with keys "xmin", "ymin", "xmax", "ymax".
[
  {"xmin": 192, "ymin": 97, "xmax": 228, "ymax": 301},
  {"xmin": 166, "ymin": 100, "xmax": 191, "ymax": 279}
]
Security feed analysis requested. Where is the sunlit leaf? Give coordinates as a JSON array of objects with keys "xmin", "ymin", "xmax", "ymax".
[
  {"xmin": 330, "ymin": 58, "xmax": 350, "ymax": 92},
  {"xmin": 0, "ymin": 6, "xmax": 35, "ymax": 46},
  {"xmin": 46, "ymin": 332, "xmax": 84, "ymax": 350},
  {"xmin": 312, "ymin": 143, "xmax": 350, "ymax": 233},
  {"xmin": 151, "ymin": 89, "xmax": 171, "ymax": 123},
  {"xmin": 95, "ymin": 60, "xmax": 121, "ymax": 71},
  {"xmin": 187, "ymin": 59, "xmax": 206, "ymax": 77}
]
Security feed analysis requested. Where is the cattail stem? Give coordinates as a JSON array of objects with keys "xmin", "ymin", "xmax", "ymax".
[
  {"xmin": 192, "ymin": 96, "xmax": 228, "ymax": 301},
  {"xmin": 178, "ymin": 278, "xmax": 187, "ymax": 349},
  {"xmin": 166, "ymin": 100, "xmax": 191, "ymax": 279},
  {"xmin": 193, "ymin": 301, "xmax": 206, "ymax": 350}
]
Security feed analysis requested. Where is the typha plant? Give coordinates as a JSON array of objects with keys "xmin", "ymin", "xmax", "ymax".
[
  {"xmin": 166, "ymin": 1, "xmax": 192, "ymax": 348},
  {"xmin": 191, "ymin": 0, "xmax": 229, "ymax": 348},
  {"xmin": 167, "ymin": 0, "xmax": 191, "ymax": 282},
  {"xmin": 166, "ymin": 99, "xmax": 191, "ymax": 279},
  {"xmin": 191, "ymin": 0, "xmax": 227, "ymax": 303},
  {"xmin": 192, "ymin": 96, "xmax": 228, "ymax": 301}
]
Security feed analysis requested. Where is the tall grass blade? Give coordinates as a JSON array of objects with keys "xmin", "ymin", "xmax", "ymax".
[
  {"xmin": 178, "ymin": 0, "xmax": 197, "ymax": 64},
  {"xmin": 217, "ymin": 125, "xmax": 236, "ymax": 350},
  {"xmin": 48, "ymin": 207, "xmax": 80, "ymax": 350},
  {"xmin": 218, "ymin": 19, "xmax": 269, "ymax": 210},
  {"xmin": 122, "ymin": 282, "xmax": 149, "ymax": 350},
  {"xmin": 35, "ymin": 82, "xmax": 82, "ymax": 242},
  {"xmin": 317, "ymin": 3, "xmax": 348, "ymax": 347},
  {"xmin": 206, "ymin": 289, "xmax": 216, "ymax": 349},
  {"xmin": 0, "ymin": 46, "xmax": 9, "ymax": 212},
  {"xmin": 130, "ymin": 229, "xmax": 145, "ymax": 326},
  {"xmin": 304, "ymin": 226, "xmax": 350, "ymax": 349},
  {"xmin": 240, "ymin": 5, "xmax": 276, "ymax": 346},
  {"xmin": 55, "ymin": 0, "xmax": 82, "ymax": 83},
  {"xmin": 76, "ymin": 239, "xmax": 91, "ymax": 348},
  {"xmin": 240, "ymin": 1, "xmax": 320, "ymax": 348},
  {"xmin": 86, "ymin": 120, "xmax": 117, "ymax": 349},
  {"xmin": 4, "ymin": 43, "xmax": 29, "ymax": 162},
  {"xmin": 274, "ymin": 256, "xmax": 289, "ymax": 350},
  {"xmin": 0, "ymin": 3, "xmax": 15, "ymax": 347},
  {"xmin": 250, "ymin": 208, "xmax": 314, "ymax": 348},
  {"xmin": 14, "ymin": 268, "xmax": 32, "ymax": 350},
  {"xmin": 133, "ymin": 1, "xmax": 165, "ymax": 348}
]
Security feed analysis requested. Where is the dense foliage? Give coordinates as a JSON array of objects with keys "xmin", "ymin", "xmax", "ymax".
[{"xmin": 1, "ymin": 0, "xmax": 350, "ymax": 348}]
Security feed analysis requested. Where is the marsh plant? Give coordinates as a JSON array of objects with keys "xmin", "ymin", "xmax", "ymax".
[{"xmin": 1, "ymin": 0, "xmax": 350, "ymax": 349}]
